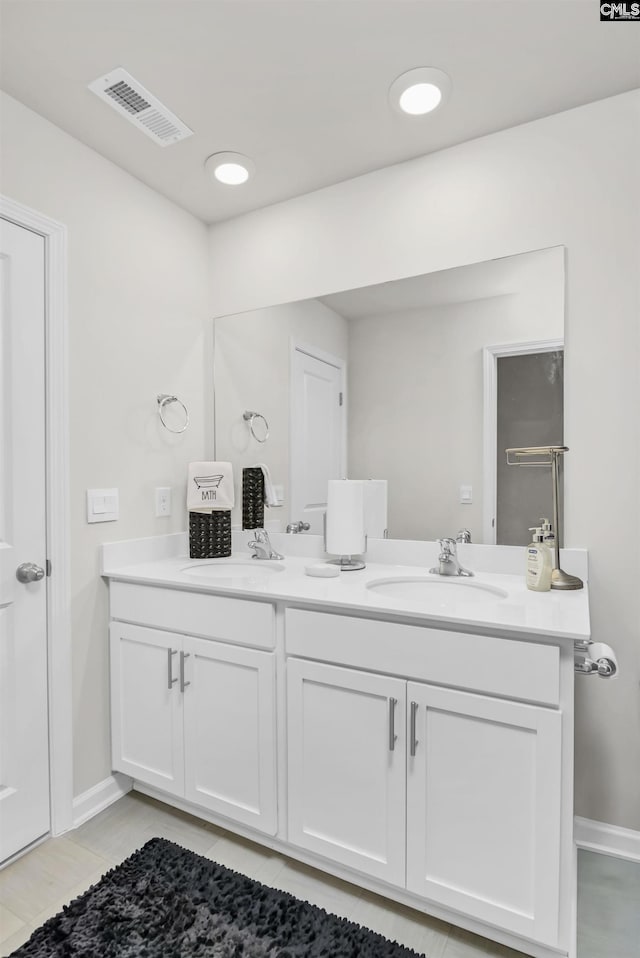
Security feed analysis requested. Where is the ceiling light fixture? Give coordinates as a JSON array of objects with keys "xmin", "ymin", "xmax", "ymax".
[
  {"xmin": 205, "ymin": 152, "xmax": 255, "ymax": 186},
  {"xmin": 389, "ymin": 67, "xmax": 451, "ymax": 117}
]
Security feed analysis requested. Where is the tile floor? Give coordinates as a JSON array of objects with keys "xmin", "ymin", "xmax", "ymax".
[{"xmin": 0, "ymin": 792, "xmax": 637, "ymax": 957}]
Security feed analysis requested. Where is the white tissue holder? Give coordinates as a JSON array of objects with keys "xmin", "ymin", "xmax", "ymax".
[{"xmin": 323, "ymin": 512, "xmax": 367, "ymax": 572}]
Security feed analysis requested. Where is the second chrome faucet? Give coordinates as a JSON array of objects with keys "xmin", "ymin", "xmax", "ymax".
[
  {"xmin": 248, "ymin": 529, "xmax": 284, "ymax": 561},
  {"xmin": 430, "ymin": 537, "xmax": 474, "ymax": 577}
]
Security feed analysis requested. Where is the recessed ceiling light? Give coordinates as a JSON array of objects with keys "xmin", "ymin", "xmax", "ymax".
[
  {"xmin": 389, "ymin": 67, "xmax": 451, "ymax": 117},
  {"xmin": 205, "ymin": 152, "xmax": 255, "ymax": 186}
]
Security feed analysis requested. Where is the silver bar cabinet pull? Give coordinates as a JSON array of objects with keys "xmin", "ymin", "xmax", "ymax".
[
  {"xmin": 410, "ymin": 701, "xmax": 419, "ymax": 757},
  {"xmin": 388, "ymin": 697, "xmax": 398, "ymax": 751},
  {"xmin": 167, "ymin": 649, "xmax": 178, "ymax": 690},
  {"xmin": 179, "ymin": 652, "xmax": 191, "ymax": 692}
]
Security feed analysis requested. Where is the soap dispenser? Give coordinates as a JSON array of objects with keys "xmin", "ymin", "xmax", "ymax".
[
  {"xmin": 539, "ymin": 518, "xmax": 556, "ymax": 566},
  {"xmin": 526, "ymin": 527, "xmax": 552, "ymax": 592}
]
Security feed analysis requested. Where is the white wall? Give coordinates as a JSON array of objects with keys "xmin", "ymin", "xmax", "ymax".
[
  {"xmin": 214, "ymin": 300, "xmax": 348, "ymax": 528},
  {"xmin": 208, "ymin": 91, "xmax": 640, "ymax": 831},
  {"xmin": 0, "ymin": 92, "xmax": 211, "ymax": 797},
  {"xmin": 348, "ymin": 293, "xmax": 562, "ymax": 541}
]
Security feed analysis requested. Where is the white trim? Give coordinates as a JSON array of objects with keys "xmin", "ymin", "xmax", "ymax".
[
  {"xmin": 0, "ymin": 195, "xmax": 73, "ymax": 836},
  {"xmin": 575, "ymin": 816, "xmax": 640, "ymax": 863},
  {"xmin": 72, "ymin": 773, "xmax": 133, "ymax": 828},
  {"xmin": 482, "ymin": 339, "xmax": 564, "ymax": 545}
]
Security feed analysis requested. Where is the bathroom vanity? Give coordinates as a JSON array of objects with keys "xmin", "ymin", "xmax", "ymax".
[{"xmin": 103, "ymin": 535, "xmax": 590, "ymax": 958}]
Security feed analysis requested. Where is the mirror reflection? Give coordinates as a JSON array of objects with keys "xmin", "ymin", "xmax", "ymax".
[{"xmin": 213, "ymin": 247, "xmax": 564, "ymax": 545}]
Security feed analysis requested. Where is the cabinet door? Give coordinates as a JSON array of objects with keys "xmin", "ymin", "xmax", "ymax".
[
  {"xmin": 406, "ymin": 682, "xmax": 561, "ymax": 946},
  {"xmin": 183, "ymin": 637, "xmax": 277, "ymax": 835},
  {"xmin": 109, "ymin": 623, "xmax": 184, "ymax": 795},
  {"xmin": 287, "ymin": 658, "xmax": 406, "ymax": 885}
]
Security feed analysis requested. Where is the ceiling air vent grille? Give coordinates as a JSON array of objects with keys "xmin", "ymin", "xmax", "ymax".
[
  {"xmin": 88, "ymin": 68, "xmax": 193, "ymax": 147},
  {"xmin": 104, "ymin": 80, "xmax": 151, "ymax": 115}
]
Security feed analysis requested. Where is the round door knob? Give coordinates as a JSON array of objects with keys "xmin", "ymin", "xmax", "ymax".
[{"xmin": 16, "ymin": 562, "xmax": 45, "ymax": 583}]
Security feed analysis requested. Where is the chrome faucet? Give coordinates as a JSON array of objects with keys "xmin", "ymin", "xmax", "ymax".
[
  {"xmin": 248, "ymin": 529, "xmax": 284, "ymax": 561},
  {"xmin": 430, "ymin": 537, "xmax": 474, "ymax": 577}
]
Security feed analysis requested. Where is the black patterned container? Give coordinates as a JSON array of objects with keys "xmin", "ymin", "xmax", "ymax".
[
  {"xmin": 242, "ymin": 467, "xmax": 265, "ymax": 530},
  {"xmin": 189, "ymin": 510, "xmax": 232, "ymax": 558}
]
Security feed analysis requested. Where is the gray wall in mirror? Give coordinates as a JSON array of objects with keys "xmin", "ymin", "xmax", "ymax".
[
  {"xmin": 213, "ymin": 246, "xmax": 565, "ymax": 545},
  {"xmin": 496, "ymin": 351, "xmax": 564, "ymax": 545}
]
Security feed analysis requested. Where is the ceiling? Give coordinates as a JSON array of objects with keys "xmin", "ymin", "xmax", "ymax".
[
  {"xmin": 321, "ymin": 246, "xmax": 562, "ymax": 319},
  {"xmin": 1, "ymin": 1, "xmax": 638, "ymax": 224}
]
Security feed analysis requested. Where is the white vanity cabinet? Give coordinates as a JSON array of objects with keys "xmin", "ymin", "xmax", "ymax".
[
  {"xmin": 406, "ymin": 682, "xmax": 562, "ymax": 946},
  {"xmin": 285, "ymin": 608, "xmax": 569, "ymax": 953},
  {"xmin": 286, "ymin": 657, "xmax": 562, "ymax": 946},
  {"xmin": 106, "ymin": 570, "xmax": 579, "ymax": 958},
  {"xmin": 287, "ymin": 658, "xmax": 407, "ymax": 885},
  {"xmin": 109, "ymin": 583, "xmax": 277, "ymax": 835},
  {"xmin": 110, "ymin": 622, "xmax": 185, "ymax": 797},
  {"xmin": 182, "ymin": 636, "xmax": 277, "ymax": 831}
]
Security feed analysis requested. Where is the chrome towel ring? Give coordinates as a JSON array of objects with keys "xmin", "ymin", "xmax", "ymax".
[
  {"xmin": 243, "ymin": 410, "xmax": 269, "ymax": 443},
  {"xmin": 157, "ymin": 394, "xmax": 189, "ymax": 434}
]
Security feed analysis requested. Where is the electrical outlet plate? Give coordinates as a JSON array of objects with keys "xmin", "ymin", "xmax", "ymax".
[{"xmin": 155, "ymin": 486, "xmax": 172, "ymax": 517}]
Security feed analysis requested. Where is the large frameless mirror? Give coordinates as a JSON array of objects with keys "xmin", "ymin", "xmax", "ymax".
[{"xmin": 213, "ymin": 246, "xmax": 564, "ymax": 546}]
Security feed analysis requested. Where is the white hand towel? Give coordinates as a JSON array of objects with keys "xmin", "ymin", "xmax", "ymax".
[
  {"xmin": 254, "ymin": 463, "xmax": 280, "ymax": 507},
  {"xmin": 187, "ymin": 462, "xmax": 234, "ymax": 512}
]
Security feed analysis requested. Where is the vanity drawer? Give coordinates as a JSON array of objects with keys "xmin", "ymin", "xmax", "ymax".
[
  {"xmin": 110, "ymin": 582, "xmax": 275, "ymax": 649},
  {"xmin": 285, "ymin": 609, "xmax": 559, "ymax": 706}
]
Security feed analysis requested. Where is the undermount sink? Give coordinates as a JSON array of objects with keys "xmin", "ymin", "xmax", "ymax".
[
  {"xmin": 366, "ymin": 576, "xmax": 508, "ymax": 605},
  {"xmin": 181, "ymin": 559, "xmax": 285, "ymax": 579}
]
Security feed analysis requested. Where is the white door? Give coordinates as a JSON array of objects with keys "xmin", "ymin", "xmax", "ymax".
[
  {"xmin": 183, "ymin": 637, "xmax": 277, "ymax": 835},
  {"xmin": 109, "ymin": 623, "xmax": 185, "ymax": 797},
  {"xmin": 406, "ymin": 682, "xmax": 561, "ymax": 947},
  {"xmin": 287, "ymin": 658, "xmax": 406, "ymax": 885},
  {"xmin": 291, "ymin": 346, "xmax": 344, "ymax": 533},
  {"xmin": 0, "ymin": 219, "xmax": 49, "ymax": 863}
]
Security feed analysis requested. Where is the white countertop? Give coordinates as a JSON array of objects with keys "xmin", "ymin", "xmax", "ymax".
[{"xmin": 104, "ymin": 552, "xmax": 590, "ymax": 643}]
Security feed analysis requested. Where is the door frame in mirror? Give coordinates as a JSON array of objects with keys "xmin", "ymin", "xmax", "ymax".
[
  {"xmin": 482, "ymin": 338, "xmax": 564, "ymax": 545},
  {"xmin": 289, "ymin": 339, "xmax": 347, "ymax": 531}
]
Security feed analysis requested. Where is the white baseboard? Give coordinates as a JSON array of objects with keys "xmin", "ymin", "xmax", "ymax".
[
  {"xmin": 72, "ymin": 772, "xmax": 133, "ymax": 828},
  {"xmin": 575, "ymin": 816, "xmax": 640, "ymax": 863}
]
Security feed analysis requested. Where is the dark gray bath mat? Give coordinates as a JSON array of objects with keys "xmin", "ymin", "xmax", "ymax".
[{"xmin": 11, "ymin": 837, "xmax": 426, "ymax": 957}]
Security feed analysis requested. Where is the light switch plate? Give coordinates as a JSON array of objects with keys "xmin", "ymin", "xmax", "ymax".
[
  {"xmin": 459, "ymin": 484, "xmax": 473, "ymax": 504},
  {"xmin": 87, "ymin": 488, "xmax": 119, "ymax": 523}
]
